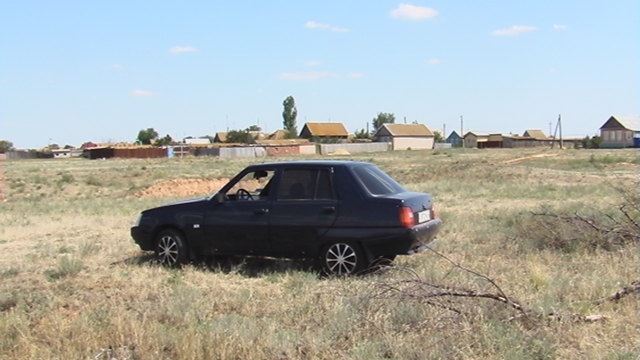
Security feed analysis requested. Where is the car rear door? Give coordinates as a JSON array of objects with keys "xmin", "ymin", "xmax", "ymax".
[{"xmin": 268, "ymin": 166, "xmax": 338, "ymax": 257}]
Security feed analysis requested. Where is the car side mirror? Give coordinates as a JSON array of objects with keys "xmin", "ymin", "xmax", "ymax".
[{"xmin": 212, "ymin": 192, "xmax": 226, "ymax": 204}]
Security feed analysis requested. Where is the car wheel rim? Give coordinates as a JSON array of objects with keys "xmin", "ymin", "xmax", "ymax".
[
  {"xmin": 157, "ymin": 235, "xmax": 179, "ymax": 266},
  {"xmin": 325, "ymin": 243, "xmax": 357, "ymax": 275}
]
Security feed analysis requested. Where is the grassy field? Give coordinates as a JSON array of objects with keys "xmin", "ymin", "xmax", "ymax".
[{"xmin": 0, "ymin": 148, "xmax": 638, "ymax": 359}]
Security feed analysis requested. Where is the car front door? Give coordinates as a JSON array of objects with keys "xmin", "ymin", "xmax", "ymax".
[
  {"xmin": 268, "ymin": 167, "xmax": 338, "ymax": 257},
  {"xmin": 201, "ymin": 169, "xmax": 274, "ymax": 255}
]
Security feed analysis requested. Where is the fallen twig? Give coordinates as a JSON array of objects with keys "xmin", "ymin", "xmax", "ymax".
[{"xmin": 595, "ymin": 280, "xmax": 640, "ymax": 305}]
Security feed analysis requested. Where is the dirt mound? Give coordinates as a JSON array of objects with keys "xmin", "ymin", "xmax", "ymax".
[{"xmin": 135, "ymin": 178, "xmax": 230, "ymax": 198}]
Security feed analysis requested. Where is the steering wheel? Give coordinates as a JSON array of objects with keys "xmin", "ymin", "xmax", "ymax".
[{"xmin": 236, "ymin": 188, "xmax": 253, "ymax": 200}]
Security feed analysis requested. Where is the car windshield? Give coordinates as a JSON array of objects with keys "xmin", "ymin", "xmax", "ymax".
[{"xmin": 352, "ymin": 164, "xmax": 406, "ymax": 196}]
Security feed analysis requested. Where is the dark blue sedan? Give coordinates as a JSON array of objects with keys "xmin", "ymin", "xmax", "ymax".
[{"xmin": 131, "ymin": 160, "xmax": 442, "ymax": 275}]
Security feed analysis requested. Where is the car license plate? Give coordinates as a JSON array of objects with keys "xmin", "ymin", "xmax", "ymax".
[{"xmin": 418, "ymin": 210, "xmax": 431, "ymax": 223}]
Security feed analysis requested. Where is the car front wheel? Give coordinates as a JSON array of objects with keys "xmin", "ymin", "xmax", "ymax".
[
  {"xmin": 321, "ymin": 242, "xmax": 367, "ymax": 276},
  {"xmin": 155, "ymin": 229, "xmax": 188, "ymax": 267}
]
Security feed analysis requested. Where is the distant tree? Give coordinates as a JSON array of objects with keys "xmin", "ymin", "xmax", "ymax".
[
  {"xmin": 282, "ymin": 96, "xmax": 298, "ymax": 138},
  {"xmin": 247, "ymin": 125, "xmax": 262, "ymax": 132},
  {"xmin": 136, "ymin": 128, "xmax": 159, "ymax": 145},
  {"xmin": 581, "ymin": 135, "xmax": 602, "ymax": 149},
  {"xmin": 0, "ymin": 140, "xmax": 14, "ymax": 153},
  {"xmin": 372, "ymin": 112, "xmax": 395, "ymax": 131},
  {"xmin": 433, "ymin": 131, "xmax": 445, "ymax": 143},
  {"xmin": 354, "ymin": 128, "xmax": 371, "ymax": 140},
  {"xmin": 154, "ymin": 134, "xmax": 174, "ymax": 146},
  {"xmin": 580, "ymin": 136, "xmax": 589, "ymax": 149},
  {"xmin": 202, "ymin": 135, "xmax": 215, "ymax": 143},
  {"xmin": 226, "ymin": 129, "xmax": 255, "ymax": 144}
]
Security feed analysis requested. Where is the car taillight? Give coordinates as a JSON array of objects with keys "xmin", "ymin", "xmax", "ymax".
[
  {"xmin": 431, "ymin": 207, "xmax": 437, "ymax": 220},
  {"xmin": 399, "ymin": 206, "xmax": 415, "ymax": 228}
]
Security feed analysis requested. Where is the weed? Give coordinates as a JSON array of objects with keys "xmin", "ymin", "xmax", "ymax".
[
  {"xmin": 0, "ymin": 267, "xmax": 19, "ymax": 278},
  {"xmin": 85, "ymin": 176, "xmax": 102, "ymax": 186},
  {"xmin": 58, "ymin": 245, "xmax": 73, "ymax": 254},
  {"xmin": 78, "ymin": 241, "xmax": 101, "ymax": 257},
  {"xmin": 58, "ymin": 173, "xmax": 74, "ymax": 185},
  {"xmin": 44, "ymin": 256, "xmax": 83, "ymax": 280}
]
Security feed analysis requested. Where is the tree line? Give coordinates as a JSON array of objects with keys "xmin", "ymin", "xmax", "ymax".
[{"xmin": 134, "ymin": 96, "xmax": 401, "ymax": 146}]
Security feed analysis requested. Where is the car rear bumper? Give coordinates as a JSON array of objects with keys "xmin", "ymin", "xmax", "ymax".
[
  {"xmin": 356, "ymin": 218, "xmax": 442, "ymax": 257},
  {"xmin": 406, "ymin": 218, "xmax": 442, "ymax": 254}
]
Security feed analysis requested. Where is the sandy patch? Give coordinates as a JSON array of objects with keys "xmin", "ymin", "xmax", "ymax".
[
  {"xmin": 502, "ymin": 153, "xmax": 559, "ymax": 164},
  {"xmin": 135, "ymin": 178, "xmax": 230, "ymax": 198}
]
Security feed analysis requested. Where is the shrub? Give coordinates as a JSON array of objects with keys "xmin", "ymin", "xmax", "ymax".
[{"xmin": 514, "ymin": 186, "xmax": 639, "ymax": 252}]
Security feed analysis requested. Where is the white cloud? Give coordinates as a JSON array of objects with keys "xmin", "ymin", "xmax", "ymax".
[
  {"xmin": 553, "ymin": 24, "xmax": 568, "ymax": 30},
  {"xmin": 279, "ymin": 71, "xmax": 364, "ymax": 81},
  {"xmin": 304, "ymin": 21, "xmax": 349, "ymax": 33},
  {"xmin": 305, "ymin": 60, "xmax": 322, "ymax": 67},
  {"xmin": 130, "ymin": 89, "xmax": 155, "ymax": 97},
  {"xmin": 346, "ymin": 73, "xmax": 365, "ymax": 79},
  {"xmin": 491, "ymin": 25, "xmax": 537, "ymax": 36},
  {"xmin": 280, "ymin": 71, "xmax": 337, "ymax": 81},
  {"xmin": 169, "ymin": 46, "xmax": 199, "ymax": 54},
  {"xmin": 427, "ymin": 58, "xmax": 441, "ymax": 65},
  {"xmin": 390, "ymin": 4, "xmax": 439, "ymax": 21}
]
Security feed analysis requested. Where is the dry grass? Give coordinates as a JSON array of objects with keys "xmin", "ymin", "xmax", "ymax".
[{"xmin": 1, "ymin": 148, "xmax": 638, "ymax": 359}]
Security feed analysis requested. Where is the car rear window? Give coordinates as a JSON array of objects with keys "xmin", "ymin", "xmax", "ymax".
[{"xmin": 352, "ymin": 164, "xmax": 406, "ymax": 196}]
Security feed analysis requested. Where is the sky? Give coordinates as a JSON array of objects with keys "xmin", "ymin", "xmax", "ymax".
[{"xmin": 1, "ymin": 1, "xmax": 638, "ymax": 149}]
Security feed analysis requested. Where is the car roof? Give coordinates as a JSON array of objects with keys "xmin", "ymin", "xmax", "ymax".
[{"xmin": 247, "ymin": 160, "xmax": 373, "ymax": 169}]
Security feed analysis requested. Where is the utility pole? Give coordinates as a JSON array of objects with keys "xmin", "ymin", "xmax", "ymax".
[
  {"xmin": 460, "ymin": 115, "xmax": 464, "ymax": 148},
  {"xmin": 559, "ymin": 114, "xmax": 563, "ymax": 149},
  {"xmin": 551, "ymin": 114, "xmax": 563, "ymax": 149}
]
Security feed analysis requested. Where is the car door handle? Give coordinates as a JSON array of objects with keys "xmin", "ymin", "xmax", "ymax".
[
  {"xmin": 323, "ymin": 206, "xmax": 336, "ymax": 214},
  {"xmin": 254, "ymin": 208, "xmax": 269, "ymax": 215}
]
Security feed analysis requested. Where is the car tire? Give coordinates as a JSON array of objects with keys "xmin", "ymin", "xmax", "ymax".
[
  {"xmin": 155, "ymin": 229, "xmax": 189, "ymax": 267},
  {"xmin": 320, "ymin": 242, "xmax": 367, "ymax": 276}
]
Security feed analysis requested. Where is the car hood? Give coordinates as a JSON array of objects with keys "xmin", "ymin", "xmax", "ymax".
[{"xmin": 143, "ymin": 196, "xmax": 209, "ymax": 213}]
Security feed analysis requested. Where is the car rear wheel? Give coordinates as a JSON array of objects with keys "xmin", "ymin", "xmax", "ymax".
[
  {"xmin": 321, "ymin": 242, "xmax": 367, "ymax": 276},
  {"xmin": 155, "ymin": 229, "xmax": 188, "ymax": 267}
]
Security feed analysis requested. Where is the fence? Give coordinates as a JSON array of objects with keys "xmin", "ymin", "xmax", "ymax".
[
  {"xmin": 193, "ymin": 147, "xmax": 267, "ymax": 158},
  {"xmin": 4, "ymin": 150, "xmax": 52, "ymax": 159},
  {"xmin": 317, "ymin": 142, "xmax": 390, "ymax": 155}
]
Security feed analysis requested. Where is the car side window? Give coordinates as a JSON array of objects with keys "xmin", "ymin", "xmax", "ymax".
[
  {"xmin": 314, "ymin": 169, "xmax": 333, "ymax": 199},
  {"xmin": 226, "ymin": 169, "xmax": 275, "ymax": 201},
  {"xmin": 277, "ymin": 168, "xmax": 334, "ymax": 200}
]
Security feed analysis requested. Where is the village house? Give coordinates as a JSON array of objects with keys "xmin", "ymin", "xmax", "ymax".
[
  {"xmin": 446, "ymin": 130, "xmax": 463, "ymax": 147},
  {"xmin": 463, "ymin": 131, "xmax": 490, "ymax": 148},
  {"xmin": 373, "ymin": 123, "xmax": 435, "ymax": 150},
  {"xmin": 600, "ymin": 115, "xmax": 640, "ymax": 148},
  {"xmin": 51, "ymin": 148, "xmax": 83, "ymax": 158},
  {"xmin": 299, "ymin": 122, "xmax": 349, "ymax": 143},
  {"xmin": 213, "ymin": 132, "xmax": 227, "ymax": 143}
]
